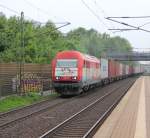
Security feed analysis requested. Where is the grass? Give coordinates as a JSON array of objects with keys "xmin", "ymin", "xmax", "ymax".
[{"xmin": 0, "ymin": 92, "xmax": 58, "ymax": 112}]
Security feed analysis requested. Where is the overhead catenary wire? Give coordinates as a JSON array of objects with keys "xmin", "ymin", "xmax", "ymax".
[
  {"xmin": 108, "ymin": 28, "xmax": 139, "ymax": 33},
  {"xmin": 106, "ymin": 17, "xmax": 150, "ymax": 33},
  {"xmin": 108, "ymin": 28, "xmax": 138, "ymax": 31},
  {"xmin": 0, "ymin": 2, "xmax": 70, "ymax": 27},
  {"xmin": 23, "ymin": 0, "xmax": 55, "ymax": 20},
  {"xmin": 107, "ymin": 16, "xmax": 150, "ymax": 19},
  {"xmin": 0, "ymin": 3, "xmax": 20, "ymax": 15},
  {"xmin": 92, "ymin": 0, "xmax": 115, "ymax": 30},
  {"xmin": 139, "ymin": 21, "xmax": 150, "ymax": 27},
  {"xmin": 81, "ymin": 0, "xmax": 110, "ymax": 32},
  {"xmin": 0, "ymin": 3, "xmax": 43, "ymax": 24},
  {"xmin": 93, "ymin": 0, "xmax": 107, "ymax": 17},
  {"xmin": 23, "ymin": 0, "xmax": 69, "ymax": 25},
  {"xmin": 23, "ymin": 0, "xmax": 47, "ymax": 15},
  {"xmin": 112, "ymin": 29, "xmax": 139, "ymax": 33},
  {"xmin": 0, "ymin": 2, "xmax": 71, "ymax": 40},
  {"xmin": 27, "ymin": 22, "xmax": 71, "ymax": 39}
]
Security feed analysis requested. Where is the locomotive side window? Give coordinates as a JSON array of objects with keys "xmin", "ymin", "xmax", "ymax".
[{"xmin": 56, "ymin": 59, "xmax": 77, "ymax": 68}]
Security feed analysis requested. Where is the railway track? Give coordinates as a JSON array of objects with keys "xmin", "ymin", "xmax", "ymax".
[
  {"xmin": 0, "ymin": 77, "xmax": 130, "ymax": 129},
  {"xmin": 0, "ymin": 77, "xmax": 137, "ymax": 138},
  {"xmin": 0, "ymin": 97, "xmax": 57, "ymax": 117},
  {"xmin": 39, "ymin": 78, "xmax": 135, "ymax": 138},
  {"xmin": 0, "ymin": 89, "xmax": 99, "ymax": 129},
  {"xmin": 0, "ymin": 96, "xmax": 75, "ymax": 129}
]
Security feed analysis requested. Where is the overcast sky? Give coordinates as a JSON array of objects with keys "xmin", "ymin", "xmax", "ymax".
[{"xmin": 0, "ymin": 0, "xmax": 150, "ymax": 51}]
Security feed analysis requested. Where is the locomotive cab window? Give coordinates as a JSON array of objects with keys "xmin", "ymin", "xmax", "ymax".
[{"xmin": 56, "ymin": 59, "xmax": 77, "ymax": 68}]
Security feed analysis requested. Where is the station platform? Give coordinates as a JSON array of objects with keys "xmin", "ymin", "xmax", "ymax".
[{"xmin": 94, "ymin": 76, "xmax": 150, "ymax": 138}]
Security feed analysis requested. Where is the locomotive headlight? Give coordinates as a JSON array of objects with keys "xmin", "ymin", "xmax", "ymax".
[
  {"xmin": 56, "ymin": 76, "xmax": 59, "ymax": 80},
  {"xmin": 73, "ymin": 76, "xmax": 77, "ymax": 80}
]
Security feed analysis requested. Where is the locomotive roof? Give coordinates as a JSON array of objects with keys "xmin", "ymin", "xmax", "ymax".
[{"xmin": 56, "ymin": 50, "xmax": 100, "ymax": 62}]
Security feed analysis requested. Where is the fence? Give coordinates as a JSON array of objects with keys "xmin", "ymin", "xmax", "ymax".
[{"xmin": 0, "ymin": 63, "xmax": 52, "ymax": 97}]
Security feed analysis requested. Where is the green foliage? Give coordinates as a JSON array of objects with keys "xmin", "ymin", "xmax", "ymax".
[
  {"xmin": 0, "ymin": 94, "xmax": 40, "ymax": 112},
  {"xmin": 0, "ymin": 12, "xmax": 133, "ymax": 63},
  {"xmin": 0, "ymin": 93, "xmax": 58, "ymax": 112},
  {"xmin": 66, "ymin": 28, "xmax": 133, "ymax": 58}
]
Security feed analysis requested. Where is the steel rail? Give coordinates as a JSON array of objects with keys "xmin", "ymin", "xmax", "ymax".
[
  {"xmin": 39, "ymin": 79, "xmax": 135, "ymax": 138},
  {"xmin": 0, "ymin": 91, "xmax": 93, "ymax": 129},
  {"xmin": 0, "ymin": 98, "xmax": 56, "ymax": 117},
  {"xmin": 83, "ymin": 79, "xmax": 135, "ymax": 138},
  {"xmin": 0, "ymin": 96, "xmax": 79, "ymax": 129}
]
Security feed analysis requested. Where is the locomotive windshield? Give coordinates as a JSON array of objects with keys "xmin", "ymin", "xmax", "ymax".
[{"xmin": 56, "ymin": 59, "xmax": 77, "ymax": 68}]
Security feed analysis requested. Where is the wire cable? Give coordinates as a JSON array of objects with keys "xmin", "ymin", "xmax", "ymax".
[
  {"xmin": 0, "ymin": 3, "xmax": 20, "ymax": 15},
  {"xmin": 0, "ymin": 3, "xmax": 70, "ymax": 27},
  {"xmin": 107, "ymin": 16, "xmax": 150, "ymax": 19},
  {"xmin": 0, "ymin": 3, "xmax": 42, "ymax": 24},
  {"xmin": 23, "ymin": 0, "xmax": 69, "ymax": 24},
  {"xmin": 93, "ymin": 0, "xmax": 115, "ymax": 27},
  {"xmin": 106, "ymin": 17, "xmax": 150, "ymax": 33},
  {"xmin": 27, "ymin": 22, "xmax": 70, "ymax": 39},
  {"xmin": 81, "ymin": 0, "xmax": 109, "ymax": 31},
  {"xmin": 23, "ymin": 0, "xmax": 52, "ymax": 18},
  {"xmin": 139, "ymin": 21, "xmax": 150, "ymax": 27}
]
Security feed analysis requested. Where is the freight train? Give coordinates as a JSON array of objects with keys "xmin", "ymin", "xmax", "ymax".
[{"xmin": 52, "ymin": 50, "xmax": 144, "ymax": 96}]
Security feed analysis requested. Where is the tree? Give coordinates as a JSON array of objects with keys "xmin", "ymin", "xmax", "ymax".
[{"xmin": 0, "ymin": 13, "xmax": 133, "ymax": 63}]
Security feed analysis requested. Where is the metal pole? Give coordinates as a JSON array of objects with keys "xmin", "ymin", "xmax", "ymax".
[
  {"xmin": 0, "ymin": 78, "xmax": 2, "ymax": 98},
  {"xmin": 19, "ymin": 11, "xmax": 24, "ymax": 95}
]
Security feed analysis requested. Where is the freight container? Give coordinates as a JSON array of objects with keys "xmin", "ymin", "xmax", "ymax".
[
  {"xmin": 119, "ymin": 63, "xmax": 123, "ymax": 76},
  {"xmin": 115, "ymin": 61, "xmax": 120, "ymax": 77},
  {"xmin": 125, "ymin": 65, "xmax": 129, "ymax": 75},
  {"xmin": 140, "ymin": 64, "xmax": 144, "ymax": 73},
  {"xmin": 100, "ymin": 58, "xmax": 108, "ymax": 79},
  {"xmin": 129, "ymin": 65, "xmax": 134, "ymax": 75},
  {"xmin": 133, "ymin": 66, "xmax": 135, "ymax": 74},
  {"xmin": 108, "ymin": 59, "xmax": 116, "ymax": 78},
  {"xmin": 122, "ymin": 64, "xmax": 126, "ymax": 75},
  {"xmin": 134, "ymin": 65, "xmax": 140, "ymax": 74}
]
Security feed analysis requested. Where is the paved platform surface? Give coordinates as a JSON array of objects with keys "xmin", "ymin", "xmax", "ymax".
[{"xmin": 94, "ymin": 76, "xmax": 149, "ymax": 138}]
